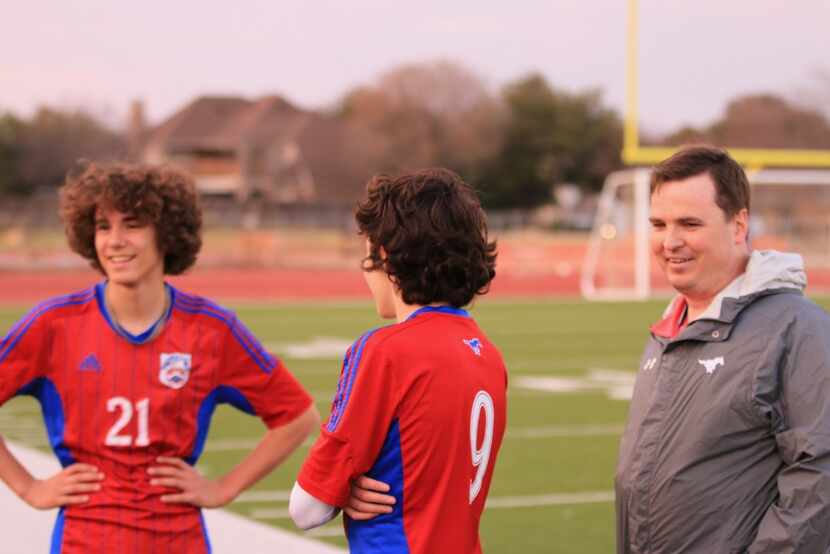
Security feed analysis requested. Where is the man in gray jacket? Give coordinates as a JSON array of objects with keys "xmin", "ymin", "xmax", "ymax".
[{"xmin": 615, "ymin": 145, "xmax": 830, "ymax": 553}]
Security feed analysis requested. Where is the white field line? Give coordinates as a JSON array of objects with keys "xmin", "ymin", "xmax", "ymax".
[
  {"xmin": 265, "ymin": 338, "xmax": 351, "ymax": 360},
  {"xmin": 245, "ymin": 490, "xmax": 616, "ymax": 521},
  {"xmin": 0, "ymin": 422, "xmax": 45, "ymax": 434},
  {"xmin": 509, "ymin": 388, "xmax": 563, "ymax": 397},
  {"xmin": 284, "ymin": 367, "xmax": 345, "ymax": 375},
  {"xmin": 204, "ymin": 438, "xmax": 267, "ymax": 452},
  {"xmin": 506, "ymin": 423, "xmax": 624, "ymax": 439},
  {"xmin": 205, "ymin": 422, "xmax": 623, "ymax": 454},
  {"xmin": 0, "ymin": 416, "xmax": 42, "ymax": 425},
  {"xmin": 0, "ymin": 442, "xmax": 346, "ymax": 554},
  {"xmin": 236, "ymin": 490, "xmax": 291, "ymax": 502},
  {"xmin": 0, "ymin": 404, "xmax": 40, "ymax": 416},
  {"xmin": 204, "ymin": 437, "xmax": 314, "ymax": 452},
  {"xmin": 305, "ymin": 526, "xmax": 346, "ymax": 538},
  {"xmin": 205, "ymin": 507, "xmax": 346, "ymax": 553},
  {"xmin": 3, "ymin": 434, "xmax": 47, "ymax": 445},
  {"xmin": 486, "ymin": 490, "xmax": 615, "ymax": 508},
  {"xmin": 515, "ymin": 369, "xmax": 636, "ymax": 400},
  {"xmin": 250, "ymin": 507, "xmax": 292, "ymax": 520}
]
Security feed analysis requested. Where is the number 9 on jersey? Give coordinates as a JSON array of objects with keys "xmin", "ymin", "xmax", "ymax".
[{"xmin": 469, "ymin": 390, "xmax": 494, "ymax": 504}]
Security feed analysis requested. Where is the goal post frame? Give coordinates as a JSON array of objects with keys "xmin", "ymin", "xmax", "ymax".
[
  {"xmin": 580, "ymin": 168, "xmax": 651, "ymax": 300},
  {"xmin": 581, "ymin": 168, "xmax": 830, "ymax": 300},
  {"xmin": 623, "ymin": 0, "xmax": 830, "ymax": 170}
]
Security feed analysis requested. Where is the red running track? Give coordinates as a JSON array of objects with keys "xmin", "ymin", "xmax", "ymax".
[
  {"xmin": 4, "ymin": 267, "xmax": 829, "ymax": 305},
  {"xmin": 0, "ymin": 267, "xmax": 582, "ymax": 304}
]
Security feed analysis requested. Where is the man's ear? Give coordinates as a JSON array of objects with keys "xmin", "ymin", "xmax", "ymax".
[{"xmin": 733, "ymin": 208, "xmax": 749, "ymax": 245}]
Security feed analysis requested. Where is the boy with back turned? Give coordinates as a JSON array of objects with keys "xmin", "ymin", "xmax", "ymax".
[{"xmin": 290, "ymin": 168, "xmax": 508, "ymax": 553}]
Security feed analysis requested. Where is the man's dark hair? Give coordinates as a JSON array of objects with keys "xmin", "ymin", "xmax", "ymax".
[
  {"xmin": 60, "ymin": 162, "xmax": 202, "ymax": 275},
  {"xmin": 651, "ymin": 145, "xmax": 750, "ymax": 218},
  {"xmin": 355, "ymin": 168, "xmax": 497, "ymax": 308}
]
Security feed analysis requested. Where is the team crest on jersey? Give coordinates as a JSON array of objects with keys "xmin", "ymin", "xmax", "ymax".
[
  {"xmin": 159, "ymin": 353, "xmax": 191, "ymax": 389},
  {"xmin": 463, "ymin": 338, "xmax": 482, "ymax": 356}
]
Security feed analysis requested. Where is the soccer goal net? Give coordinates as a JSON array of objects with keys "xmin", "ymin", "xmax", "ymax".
[{"xmin": 580, "ymin": 168, "xmax": 830, "ymax": 299}]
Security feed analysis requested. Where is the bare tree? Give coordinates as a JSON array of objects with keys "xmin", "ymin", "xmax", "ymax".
[
  {"xmin": 793, "ymin": 67, "xmax": 830, "ymax": 121},
  {"xmin": 339, "ymin": 60, "xmax": 505, "ymax": 176},
  {"xmin": 664, "ymin": 93, "xmax": 830, "ymax": 150}
]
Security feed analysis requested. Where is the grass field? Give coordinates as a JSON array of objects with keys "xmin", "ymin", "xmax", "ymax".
[{"xmin": 3, "ymin": 297, "xmax": 829, "ymax": 553}]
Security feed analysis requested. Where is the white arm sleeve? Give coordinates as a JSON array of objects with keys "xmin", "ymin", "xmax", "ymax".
[{"xmin": 288, "ymin": 481, "xmax": 340, "ymax": 530}]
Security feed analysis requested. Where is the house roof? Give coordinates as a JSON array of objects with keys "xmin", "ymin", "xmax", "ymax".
[
  {"xmin": 144, "ymin": 95, "xmax": 374, "ymax": 204},
  {"xmin": 145, "ymin": 95, "xmax": 300, "ymax": 153},
  {"xmin": 294, "ymin": 115, "xmax": 374, "ymax": 203}
]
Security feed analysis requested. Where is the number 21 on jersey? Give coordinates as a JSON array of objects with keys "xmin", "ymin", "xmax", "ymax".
[
  {"xmin": 105, "ymin": 397, "xmax": 150, "ymax": 447},
  {"xmin": 469, "ymin": 390, "xmax": 495, "ymax": 504}
]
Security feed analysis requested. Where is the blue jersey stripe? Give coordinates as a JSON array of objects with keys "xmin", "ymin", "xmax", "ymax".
[
  {"xmin": 175, "ymin": 290, "xmax": 234, "ymax": 318},
  {"xmin": 326, "ymin": 335, "xmax": 367, "ymax": 432},
  {"xmin": 93, "ymin": 282, "xmax": 175, "ymax": 344},
  {"xmin": 173, "ymin": 299, "xmax": 276, "ymax": 374},
  {"xmin": 0, "ymin": 289, "xmax": 95, "ymax": 364},
  {"xmin": 200, "ymin": 511, "xmax": 213, "ymax": 554},
  {"xmin": 187, "ymin": 385, "xmax": 255, "ymax": 465},
  {"xmin": 235, "ymin": 322, "xmax": 273, "ymax": 370},
  {"xmin": 346, "ymin": 419, "xmax": 409, "ymax": 553},
  {"xmin": 177, "ymin": 302, "xmax": 275, "ymax": 374},
  {"xmin": 406, "ymin": 305, "xmax": 470, "ymax": 320},
  {"xmin": 0, "ymin": 288, "xmax": 94, "ymax": 359},
  {"xmin": 337, "ymin": 331, "xmax": 378, "ymax": 428},
  {"xmin": 173, "ymin": 291, "xmax": 276, "ymax": 372},
  {"xmin": 327, "ymin": 330, "xmax": 376, "ymax": 432},
  {"xmin": 326, "ymin": 340, "xmax": 361, "ymax": 432},
  {"xmin": 328, "ymin": 344, "xmax": 354, "ymax": 427},
  {"xmin": 17, "ymin": 377, "xmax": 74, "ymax": 467},
  {"xmin": 50, "ymin": 508, "xmax": 66, "ymax": 554}
]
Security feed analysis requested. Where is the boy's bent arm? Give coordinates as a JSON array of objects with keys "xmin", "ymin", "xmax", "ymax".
[
  {"xmin": 289, "ymin": 475, "xmax": 395, "ymax": 530},
  {"xmin": 150, "ymin": 404, "xmax": 319, "ymax": 508},
  {"xmin": 0, "ymin": 434, "xmax": 103, "ymax": 509},
  {"xmin": 218, "ymin": 404, "xmax": 320, "ymax": 504},
  {"xmin": 0, "ymin": 434, "xmax": 36, "ymax": 498}
]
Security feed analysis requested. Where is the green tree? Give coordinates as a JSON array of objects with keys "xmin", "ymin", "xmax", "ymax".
[
  {"xmin": 480, "ymin": 74, "xmax": 622, "ymax": 209},
  {"xmin": 16, "ymin": 107, "xmax": 125, "ymax": 192},
  {"xmin": 0, "ymin": 114, "xmax": 25, "ymax": 195}
]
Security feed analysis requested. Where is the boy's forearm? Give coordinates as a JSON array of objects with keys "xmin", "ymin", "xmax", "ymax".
[
  {"xmin": 217, "ymin": 405, "xmax": 319, "ymax": 503},
  {"xmin": 0, "ymin": 434, "xmax": 35, "ymax": 499}
]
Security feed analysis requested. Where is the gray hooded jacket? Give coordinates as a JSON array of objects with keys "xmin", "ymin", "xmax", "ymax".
[{"xmin": 616, "ymin": 250, "xmax": 830, "ymax": 553}]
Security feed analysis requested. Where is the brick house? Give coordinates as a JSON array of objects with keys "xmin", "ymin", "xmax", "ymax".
[{"xmin": 139, "ymin": 95, "xmax": 373, "ymax": 204}]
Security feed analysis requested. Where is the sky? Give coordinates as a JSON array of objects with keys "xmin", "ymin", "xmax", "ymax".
[{"xmin": 2, "ymin": 0, "xmax": 828, "ymax": 135}]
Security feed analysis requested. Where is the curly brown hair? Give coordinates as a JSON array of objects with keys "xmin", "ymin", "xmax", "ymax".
[
  {"xmin": 59, "ymin": 162, "xmax": 202, "ymax": 275},
  {"xmin": 355, "ymin": 168, "xmax": 497, "ymax": 308}
]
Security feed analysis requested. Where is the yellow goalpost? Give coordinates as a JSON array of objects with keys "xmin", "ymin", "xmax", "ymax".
[
  {"xmin": 622, "ymin": 0, "xmax": 830, "ymax": 170},
  {"xmin": 581, "ymin": 2, "xmax": 830, "ymax": 300}
]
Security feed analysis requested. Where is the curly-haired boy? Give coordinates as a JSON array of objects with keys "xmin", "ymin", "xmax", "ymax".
[
  {"xmin": 0, "ymin": 162, "xmax": 318, "ymax": 552},
  {"xmin": 290, "ymin": 168, "xmax": 508, "ymax": 554}
]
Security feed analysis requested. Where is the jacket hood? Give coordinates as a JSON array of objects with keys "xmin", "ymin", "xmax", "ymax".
[{"xmin": 688, "ymin": 249, "xmax": 806, "ymax": 322}]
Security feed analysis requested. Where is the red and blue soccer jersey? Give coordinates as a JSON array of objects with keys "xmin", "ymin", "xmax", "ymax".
[
  {"xmin": 298, "ymin": 306, "xmax": 508, "ymax": 554},
  {"xmin": 0, "ymin": 282, "xmax": 312, "ymax": 554}
]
